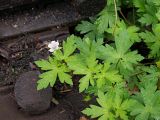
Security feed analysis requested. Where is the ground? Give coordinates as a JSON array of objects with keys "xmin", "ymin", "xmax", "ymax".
[
  {"xmin": 0, "ymin": 88, "xmax": 89, "ymax": 120},
  {"xmin": 0, "ymin": 31, "xmax": 93, "ymax": 120}
]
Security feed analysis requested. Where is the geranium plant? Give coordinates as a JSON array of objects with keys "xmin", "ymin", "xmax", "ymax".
[{"xmin": 35, "ymin": 0, "xmax": 160, "ymax": 119}]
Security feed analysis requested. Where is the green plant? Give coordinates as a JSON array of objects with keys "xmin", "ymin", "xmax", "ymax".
[
  {"xmin": 35, "ymin": 0, "xmax": 160, "ymax": 119},
  {"xmin": 35, "ymin": 35, "xmax": 77, "ymax": 90}
]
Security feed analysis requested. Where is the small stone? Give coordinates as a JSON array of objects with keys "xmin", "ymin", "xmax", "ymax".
[{"xmin": 14, "ymin": 71, "xmax": 52, "ymax": 114}]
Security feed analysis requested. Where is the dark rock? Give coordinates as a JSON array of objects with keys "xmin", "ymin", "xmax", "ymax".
[{"xmin": 14, "ymin": 71, "xmax": 52, "ymax": 114}]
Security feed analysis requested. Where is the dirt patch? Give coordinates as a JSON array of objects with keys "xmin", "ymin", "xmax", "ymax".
[
  {"xmin": 0, "ymin": 89, "xmax": 88, "ymax": 120},
  {"xmin": 0, "ymin": 26, "xmax": 69, "ymax": 86}
]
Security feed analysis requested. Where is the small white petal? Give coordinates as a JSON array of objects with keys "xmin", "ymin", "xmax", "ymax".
[
  {"xmin": 49, "ymin": 49, "xmax": 54, "ymax": 52},
  {"xmin": 48, "ymin": 41, "xmax": 59, "ymax": 52},
  {"xmin": 48, "ymin": 43, "xmax": 53, "ymax": 48}
]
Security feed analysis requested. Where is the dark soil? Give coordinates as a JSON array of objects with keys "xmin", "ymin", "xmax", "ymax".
[
  {"xmin": 0, "ymin": 27, "xmax": 92, "ymax": 120},
  {"xmin": 0, "ymin": 1, "xmax": 104, "ymax": 119},
  {"xmin": 0, "ymin": 89, "xmax": 88, "ymax": 120}
]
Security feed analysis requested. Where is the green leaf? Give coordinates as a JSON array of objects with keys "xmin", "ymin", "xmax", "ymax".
[
  {"xmin": 35, "ymin": 59, "xmax": 55, "ymax": 70},
  {"xmin": 133, "ymin": 0, "xmax": 158, "ymax": 25},
  {"xmin": 36, "ymin": 57, "xmax": 72, "ymax": 90},
  {"xmin": 156, "ymin": 8, "xmax": 160, "ymax": 20},
  {"xmin": 75, "ymin": 37, "xmax": 105, "ymax": 60},
  {"xmin": 95, "ymin": 5, "xmax": 116, "ymax": 33},
  {"xmin": 137, "ymin": 65, "xmax": 160, "ymax": 87},
  {"xmin": 76, "ymin": 21, "xmax": 96, "ymax": 34},
  {"xmin": 68, "ymin": 54, "xmax": 101, "ymax": 92},
  {"xmin": 156, "ymin": 60, "xmax": 160, "ymax": 68},
  {"xmin": 152, "ymin": 0, "xmax": 160, "ymax": 6},
  {"xmin": 130, "ymin": 84, "xmax": 160, "ymax": 120},
  {"xmin": 94, "ymin": 62, "xmax": 123, "ymax": 88},
  {"xmin": 37, "ymin": 70, "xmax": 57, "ymax": 90},
  {"xmin": 58, "ymin": 72, "xmax": 73, "ymax": 85},
  {"xmin": 63, "ymin": 35, "xmax": 77, "ymax": 58},
  {"xmin": 133, "ymin": 0, "xmax": 145, "ymax": 12},
  {"xmin": 107, "ymin": 21, "xmax": 141, "ymax": 43},
  {"xmin": 83, "ymin": 91, "xmax": 133, "ymax": 120},
  {"xmin": 140, "ymin": 24, "xmax": 160, "ymax": 58},
  {"xmin": 54, "ymin": 35, "xmax": 77, "ymax": 61},
  {"xmin": 82, "ymin": 91, "xmax": 114, "ymax": 120},
  {"xmin": 79, "ymin": 74, "xmax": 92, "ymax": 92},
  {"xmin": 139, "ymin": 13, "xmax": 158, "ymax": 25},
  {"xmin": 104, "ymin": 31, "xmax": 144, "ymax": 73},
  {"xmin": 76, "ymin": 20, "xmax": 103, "ymax": 40},
  {"xmin": 114, "ymin": 97, "xmax": 135, "ymax": 120}
]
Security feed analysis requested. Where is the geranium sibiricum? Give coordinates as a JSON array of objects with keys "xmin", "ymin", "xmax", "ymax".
[{"xmin": 48, "ymin": 41, "xmax": 59, "ymax": 52}]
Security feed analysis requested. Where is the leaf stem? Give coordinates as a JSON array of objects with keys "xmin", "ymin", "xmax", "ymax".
[{"xmin": 113, "ymin": 0, "xmax": 118, "ymax": 35}]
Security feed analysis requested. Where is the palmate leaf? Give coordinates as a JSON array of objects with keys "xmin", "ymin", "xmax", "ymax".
[
  {"xmin": 140, "ymin": 24, "xmax": 160, "ymax": 58},
  {"xmin": 82, "ymin": 91, "xmax": 114, "ymax": 120},
  {"xmin": 54, "ymin": 35, "xmax": 77, "ymax": 60},
  {"xmin": 130, "ymin": 84, "xmax": 160, "ymax": 120},
  {"xmin": 75, "ymin": 20, "xmax": 103, "ymax": 40},
  {"xmin": 68, "ymin": 38, "xmax": 124, "ymax": 92},
  {"xmin": 95, "ymin": 5, "xmax": 116, "ymax": 33},
  {"xmin": 67, "ymin": 54, "xmax": 102, "ymax": 92},
  {"xmin": 75, "ymin": 37, "xmax": 106, "ymax": 60},
  {"xmin": 37, "ymin": 70, "xmax": 57, "ymax": 90},
  {"xmin": 104, "ymin": 31, "xmax": 144, "ymax": 73},
  {"xmin": 133, "ymin": 0, "xmax": 145, "ymax": 12},
  {"xmin": 133, "ymin": 0, "xmax": 158, "ymax": 25},
  {"xmin": 114, "ymin": 95, "xmax": 135, "ymax": 120},
  {"xmin": 94, "ymin": 62, "xmax": 123, "ymax": 88},
  {"xmin": 138, "ymin": 13, "xmax": 158, "ymax": 26},
  {"xmin": 107, "ymin": 21, "xmax": 141, "ymax": 43},
  {"xmin": 76, "ymin": 20, "xmax": 97, "ymax": 40},
  {"xmin": 137, "ymin": 65, "xmax": 160, "ymax": 87},
  {"xmin": 76, "ymin": 21, "xmax": 96, "ymax": 34},
  {"xmin": 83, "ymin": 91, "xmax": 134, "ymax": 120},
  {"xmin": 35, "ymin": 57, "xmax": 73, "ymax": 90}
]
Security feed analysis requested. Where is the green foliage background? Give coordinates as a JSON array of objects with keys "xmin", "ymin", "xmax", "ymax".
[{"xmin": 35, "ymin": 0, "xmax": 160, "ymax": 119}]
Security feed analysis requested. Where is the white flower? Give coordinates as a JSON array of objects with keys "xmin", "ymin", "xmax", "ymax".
[{"xmin": 48, "ymin": 41, "xmax": 59, "ymax": 52}]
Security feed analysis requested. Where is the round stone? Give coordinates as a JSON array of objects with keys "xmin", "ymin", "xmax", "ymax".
[{"xmin": 14, "ymin": 71, "xmax": 52, "ymax": 114}]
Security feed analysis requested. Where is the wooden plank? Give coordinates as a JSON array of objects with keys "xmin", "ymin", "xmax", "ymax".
[
  {"xmin": 72, "ymin": 0, "xmax": 106, "ymax": 16},
  {"xmin": 0, "ymin": 26, "xmax": 69, "ymax": 85},
  {"xmin": 0, "ymin": 26, "xmax": 69, "ymax": 60},
  {"xmin": 0, "ymin": 0, "xmax": 61, "ymax": 11},
  {"xmin": 0, "ymin": 2, "xmax": 81, "ymax": 40},
  {"xmin": 0, "ymin": 0, "xmax": 38, "ymax": 10}
]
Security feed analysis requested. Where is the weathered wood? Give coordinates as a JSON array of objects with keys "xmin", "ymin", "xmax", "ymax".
[
  {"xmin": 0, "ymin": 0, "xmax": 38, "ymax": 10},
  {"xmin": 72, "ymin": 0, "xmax": 106, "ymax": 16},
  {"xmin": 0, "ymin": 0, "xmax": 62, "ymax": 11},
  {"xmin": 0, "ymin": 26, "xmax": 69, "ymax": 60},
  {"xmin": 0, "ymin": 26, "xmax": 69, "ymax": 85},
  {"xmin": 0, "ymin": 0, "xmax": 106, "ymax": 40},
  {"xmin": 0, "ymin": 2, "xmax": 80, "ymax": 40}
]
